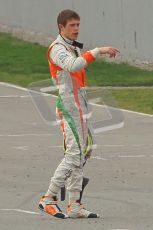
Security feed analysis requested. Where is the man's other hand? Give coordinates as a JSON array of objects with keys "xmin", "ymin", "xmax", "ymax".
[{"xmin": 99, "ymin": 47, "xmax": 120, "ymax": 58}]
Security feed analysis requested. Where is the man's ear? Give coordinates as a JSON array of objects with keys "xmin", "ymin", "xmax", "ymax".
[{"xmin": 59, "ymin": 24, "xmax": 64, "ymax": 32}]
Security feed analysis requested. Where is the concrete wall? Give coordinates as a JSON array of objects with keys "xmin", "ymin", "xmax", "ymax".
[{"xmin": 0, "ymin": 0, "xmax": 153, "ymax": 62}]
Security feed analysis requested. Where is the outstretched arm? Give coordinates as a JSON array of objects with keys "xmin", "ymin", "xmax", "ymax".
[
  {"xmin": 50, "ymin": 44, "xmax": 120, "ymax": 72},
  {"xmin": 50, "ymin": 44, "xmax": 100, "ymax": 72}
]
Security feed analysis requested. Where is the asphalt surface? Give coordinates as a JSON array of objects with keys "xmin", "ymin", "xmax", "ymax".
[{"xmin": 0, "ymin": 82, "xmax": 153, "ymax": 230}]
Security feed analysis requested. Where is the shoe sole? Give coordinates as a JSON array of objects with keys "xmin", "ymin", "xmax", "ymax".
[{"xmin": 67, "ymin": 213, "xmax": 100, "ymax": 218}]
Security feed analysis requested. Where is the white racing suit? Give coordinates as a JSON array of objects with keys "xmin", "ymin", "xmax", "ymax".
[{"xmin": 47, "ymin": 34, "xmax": 100, "ymax": 194}]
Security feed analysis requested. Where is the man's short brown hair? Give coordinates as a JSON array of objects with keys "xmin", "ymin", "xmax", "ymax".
[{"xmin": 57, "ymin": 9, "xmax": 80, "ymax": 28}]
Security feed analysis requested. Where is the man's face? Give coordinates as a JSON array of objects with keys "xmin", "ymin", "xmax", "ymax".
[{"xmin": 59, "ymin": 19, "xmax": 80, "ymax": 40}]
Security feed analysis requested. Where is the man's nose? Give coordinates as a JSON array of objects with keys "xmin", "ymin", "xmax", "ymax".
[{"xmin": 74, "ymin": 25, "xmax": 79, "ymax": 30}]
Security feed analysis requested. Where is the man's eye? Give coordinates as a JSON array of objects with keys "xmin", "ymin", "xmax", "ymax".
[{"xmin": 70, "ymin": 24, "xmax": 80, "ymax": 27}]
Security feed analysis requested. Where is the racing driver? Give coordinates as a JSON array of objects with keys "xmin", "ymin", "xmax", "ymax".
[{"xmin": 38, "ymin": 9, "xmax": 120, "ymax": 219}]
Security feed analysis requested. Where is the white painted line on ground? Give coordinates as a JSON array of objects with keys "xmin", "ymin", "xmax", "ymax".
[
  {"xmin": 40, "ymin": 86, "xmax": 57, "ymax": 93},
  {"xmin": 58, "ymin": 143, "xmax": 152, "ymax": 148},
  {"xmin": 0, "ymin": 209, "xmax": 40, "ymax": 215},
  {"xmin": 1, "ymin": 82, "xmax": 153, "ymax": 117},
  {"xmin": 91, "ymin": 154, "xmax": 153, "ymax": 160},
  {"xmin": 90, "ymin": 102, "xmax": 153, "ymax": 117},
  {"xmin": 91, "ymin": 156, "xmax": 108, "ymax": 160},
  {"xmin": 0, "ymin": 94, "xmax": 49, "ymax": 99},
  {"xmin": 110, "ymin": 229, "xmax": 129, "ymax": 230},
  {"xmin": 0, "ymin": 82, "xmax": 28, "ymax": 91},
  {"xmin": 118, "ymin": 155, "xmax": 145, "ymax": 158},
  {"xmin": 12, "ymin": 146, "xmax": 29, "ymax": 151},
  {"xmin": 102, "ymin": 144, "xmax": 153, "ymax": 147},
  {"xmin": 48, "ymin": 145, "xmax": 63, "ymax": 148},
  {"xmin": 24, "ymin": 122, "xmax": 38, "ymax": 125},
  {"xmin": 119, "ymin": 107, "xmax": 153, "ymax": 117},
  {"xmin": 0, "ymin": 133, "xmax": 55, "ymax": 137},
  {"xmin": 98, "ymin": 144, "xmax": 125, "ymax": 147},
  {"xmin": 0, "ymin": 83, "xmax": 52, "ymax": 98},
  {"xmin": 0, "ymin": 95, "xmax": 21, "ymax": 98},
  {"xmin": 93, "ymin": 121, "xmax": 125, "ymax": 134}
]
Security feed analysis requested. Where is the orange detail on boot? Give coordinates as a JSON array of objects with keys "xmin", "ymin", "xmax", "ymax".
[{"xmin": 45, "ymin": 205, "xmax": 58, "ymax": 216}]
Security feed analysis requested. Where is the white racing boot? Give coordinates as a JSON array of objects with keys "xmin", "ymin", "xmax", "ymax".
[{"xmin": 67, "ymin": 201, "xmax": 100, "ymax": 218}]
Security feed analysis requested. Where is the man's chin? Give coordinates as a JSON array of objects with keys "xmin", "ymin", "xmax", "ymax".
[
  {"xmin": 66, "ymin": 34, "xmax": 78, "ymax": 41},
  {"xmin": 72, "ymin": 35, "xmax": 78, "ymax": 40}
]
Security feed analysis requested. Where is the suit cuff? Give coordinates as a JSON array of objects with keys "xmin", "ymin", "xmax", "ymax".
[{"xmin": 90, "ymin": 48, "xmax": 100, "ymax": 58}]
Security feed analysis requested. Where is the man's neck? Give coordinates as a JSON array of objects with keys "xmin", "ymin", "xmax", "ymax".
[
  {"xmin": 59, "ymin": 34, "xmax": 84, "ymax": 49},
  {"xmin": 60, "ymin": 34, "xmax": 74, "ymax": 44}
]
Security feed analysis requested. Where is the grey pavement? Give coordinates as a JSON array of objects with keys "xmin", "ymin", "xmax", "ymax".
[{"xmin": 0, "ymin": 83, "xmax": 153, "ymax": 230}]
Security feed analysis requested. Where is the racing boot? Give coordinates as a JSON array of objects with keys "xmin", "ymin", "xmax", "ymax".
[
  {"xmin": 38, "ymin": 195, "xmax": 68, "ymax": 219},
  {"xmin": 67, "ymin": 200, "xmax": 100, "ymax": 218}
]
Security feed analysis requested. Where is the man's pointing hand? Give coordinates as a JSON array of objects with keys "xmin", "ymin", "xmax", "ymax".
[{"xmin": 98, "ymin": 47, "xmax": 120, "ymax": 58}]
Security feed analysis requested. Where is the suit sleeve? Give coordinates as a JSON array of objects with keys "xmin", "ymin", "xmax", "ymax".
[{"xmin": 50, "ymin": 44, "xmax": 100, "ymax": 72}]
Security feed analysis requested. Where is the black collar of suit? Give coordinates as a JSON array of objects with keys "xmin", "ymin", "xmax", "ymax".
[{"xmin": 60, "ymin": 34, "xmax": 84, "ymax": 49}]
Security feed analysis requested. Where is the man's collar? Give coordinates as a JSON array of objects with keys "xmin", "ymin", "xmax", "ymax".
[
  {"xmin": 60, "ymin": 34, "xmax": 73, "ymax": 45},
  {"xmin": 59, "ymin": 34, "xmax": 84, "ymax": 49}
]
